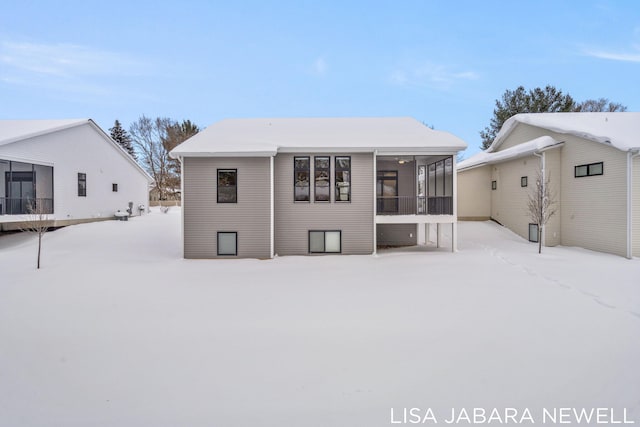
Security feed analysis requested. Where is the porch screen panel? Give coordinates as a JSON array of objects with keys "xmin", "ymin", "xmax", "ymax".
[
  {"xmin": 0, "ymin": 160, "xmax": 8, "ymax": 214},
  {"xmin": 435, "ymin": 160, "xmax": 444, "ymax": 197},
  {"xmin": 428, "ymin": 164, "xmax": 436, "ymax": 197},
  {"xmin": 444, "ymin": 157, "xmax": 453, "ymax": 197},
  {"xmin": 34, "ymin": 164, "xmax": 54, "ymax": 213}
]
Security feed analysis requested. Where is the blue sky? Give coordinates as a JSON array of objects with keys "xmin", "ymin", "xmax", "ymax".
[{"xmin": 1, "ymin": 1, "xmax": 639, "ymax": 157}]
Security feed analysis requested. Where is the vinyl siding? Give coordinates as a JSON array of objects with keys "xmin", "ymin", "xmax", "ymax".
[
  {"xmin": 274, "ymin": 153, "xmax": 373, "ymax": 255},
  {"xmin": 0, "ymin": 123, "xmax": 149, "ymax": 222},
  {"xmin": 632, "ymin": 156, "xmax": 640, "ymax": 257},
  {"xmin": 559, "ymin": 136, "xmax": 627, "ymax": 257},
  {"xmin": 490, "ymin": 154, "xmax": 547, "ymax": 242},
  {"xmin": 544, "ymin": 148, "xmax": 562, "ymax": 246},
  {"xmin": 457, "ymin": 165, "xmax": 491, "ymax": 220},
  {"xmin": 377, "ymin": 223, "xmax": 417, "ymax": 246},
  {"xmin": 183, "ymin": 157, "xmax": 271, "ymax": 259},
  {"xmin": 494, "ymin": 123, "xmax": 546, "ymax": 152}
]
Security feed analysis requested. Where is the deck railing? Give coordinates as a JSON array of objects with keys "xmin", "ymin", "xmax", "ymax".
[
  {"xmin": 376, "ymin": 196, "xmax": 452, "ymax": 215},
  {"xmin": 0, "ymin": 198, "xmax": 54, "ymax": 215}
]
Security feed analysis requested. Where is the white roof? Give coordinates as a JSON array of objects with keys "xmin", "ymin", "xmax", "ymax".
[
  {"xmin": 0, "ymin": 118, "xmax": 153, "ymax": 182},
  {"xmin": 488, "ymin": 112, "xmax": 640, "ymax": 153},
  {"xmin": 459, "ymin": 136, "xmax": 563, "ymax": 170},
  {"xmin": 170, "ymin": 117, "xmax": 467, "ymax": 157},
  {"xmin": 0, "ymin": 119, "xmax": 88, "ymax": 146}
]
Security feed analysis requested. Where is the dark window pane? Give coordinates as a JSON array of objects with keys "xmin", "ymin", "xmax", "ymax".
[
  {"xmin": 217, "ymin": 170, "xmax": 237, "ymax": 203},
  {"xmin": 314, "ymin": 157, "xmax": 330, "ymax": 202},
  {"xmin": 294, "ymin": 157, "xmax": 310, "ymax": 201},
  {"xmin": 309, "ymin": 231, "xmax": 325, "ymax": 252}
]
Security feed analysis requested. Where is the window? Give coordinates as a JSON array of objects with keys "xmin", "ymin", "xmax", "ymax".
[
  {"xmin": 314, "ymin": 156, "xmax": 330, "ymax": 202},
  {"xmin": 217, "ymin": 169, "xmax": 237, "ymax": 203},
  {"xmin": 78, "ymin": 173, "xmax": 87, "ymax": 197},
  {"xmin": 294, "ymin": 157, "xmax": 310, "ymax": 201},
  {"xmin": 309, "ymin": 230, "xmax": 341, "ymax": 253},
  {"xmin": 217, "ymin": 232, "xmax": 237, "ymax": 256},
  {"xmin": 521, "ymin": 176, "xmax": 528, "ymax": 187},
  {"xmin": 575, "ymin": 162, "xmax": 603, "ymax": 178},
  {"xmin": 529, "ymin": 224, "xmax": 539, "ymax": 243},
  {"xmin": 491, "ymin": 180, "xmax": 497, "ymax": 190},
  {"xmin": 335, "ymin": 156, "xmax": 351, "ymax": 202},
  {"xmin": 112, "ymin": 183, "xmax": 118, "ymax": 192}
]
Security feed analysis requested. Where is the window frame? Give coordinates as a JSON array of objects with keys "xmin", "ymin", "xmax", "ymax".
[
  {"xmin": 491, "ymin": 180, "xmax": 497, "ymax": 190},
  {"xmin": 308, "ymin": 230, "xmax": 342, "ymax": 254},
  {"xmin": 293, "ymin": 156, "xmax": 310, "ymax": 202},
  {"xmin": 78, "ymin": 172, "xmax": 87, "ymax": 197},
  {"xmin": 521, "ymin": 176, "xmax": 528, "ymax": 187},
  {"xmin": 314, "ymin": 156, "xmax": 331, "ymax": 202},
  {"xmin": 529, "ymin": 223, "xmax": 539, "ymax": 243},
  {"xmin": 217, "ymin": 231, "xmax": 238, "ymax": 256},
  {"xmin": 575, "ymin": 162, "xmax": 603, "ymax": 178},
  {"xmin": 217, "ymin": 169, "xmax": 238, "ymax": 203},
  {"xmin": 334, "ymin": 156, "xmax": 351, "ymax": 202}
]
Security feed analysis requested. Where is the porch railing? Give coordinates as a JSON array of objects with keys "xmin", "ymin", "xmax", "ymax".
[
  {"xmin": 0, "ymin": 198, "xmax": 54, "ymax": 215},
  {"xmin": 376, "ymin": 196, "xmax": 452, "ymax": 215}
]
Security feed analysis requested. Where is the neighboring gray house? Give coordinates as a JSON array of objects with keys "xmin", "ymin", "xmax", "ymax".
[
  {"xmin": 1, "ymin": 119, "xmax": 152, "ymax": 231},
  {"xmin": 458, "ymin": 112, "xmax": 640, "ymax": 258},
  {"xmin": 170, "ymin": 117, "xmax": 467, "ymax": 258}
]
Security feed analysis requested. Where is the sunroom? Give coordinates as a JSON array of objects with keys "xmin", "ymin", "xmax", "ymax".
[{"xmin": 0, "ymin": 159, "xmax": 54, "ymax": 215}]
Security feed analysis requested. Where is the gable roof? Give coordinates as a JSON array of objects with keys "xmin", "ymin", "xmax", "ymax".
[
  {"xmin": 170, "ymin": 117, "xmax": 467, "ymax": 157},
  {"xmin": 458, "ymin": 136, "xmax": 563, "ymax": 171},
  {"xmin": 0, "ymin": 119, "xmax": 152, "ymax": 182},
  {"xmin": 487, "ymin": 112, "xmax": 640, "ymax": 153}
]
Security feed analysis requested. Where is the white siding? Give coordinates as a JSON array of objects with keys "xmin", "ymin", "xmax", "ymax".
[
  {"xmin": 489, "ymin": 154, "xmax": 547, "ymax": 242},
  {"xmin": 494, "ymin": 124, "xmax": 545, "ymax": 152},
  {"xmin": 559, "ymin": 136, "xmax": 627, "ymax": 257},
  {"xmin": 0, "ymin": 123, "xmax": 149, "ymax": 222},
  {"xmin": 457, "ymin": 165, "xmax": 491, "ymax": 220}
]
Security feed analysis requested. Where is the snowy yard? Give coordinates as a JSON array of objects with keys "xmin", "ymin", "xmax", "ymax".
[{"xmin": 1, "ymin": 209, "xmax": 639, "ymax": 426}]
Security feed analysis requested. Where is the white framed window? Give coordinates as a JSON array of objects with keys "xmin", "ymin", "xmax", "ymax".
[
  {"xmin": 309, "ymin": 230, "xmax": 341, "ymax": 253},
  {"xmin": 217, "ymin": 232, "xmax": 237, "ymax": 256}
]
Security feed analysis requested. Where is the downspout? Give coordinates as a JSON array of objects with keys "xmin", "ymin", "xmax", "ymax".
[
  {"xmin": 373, "ymin": 150, "xmax": 378, "ymax": 255},
  {"xmin": 627, "ymin": 149, "xmax": 640, "ymax": 259},
  {"xmin": 533, "ymin": 151, "xmax": 545, "ymax": 247}
]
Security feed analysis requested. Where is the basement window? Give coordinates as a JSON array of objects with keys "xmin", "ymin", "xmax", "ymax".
[
  {"xmin": 309, "ymin": 230, "xmax": 341, "ymax": 253},
  {"xmin": 217, "ymin": 232, "xmax": 237, "ymax": 256},
  {"xmin": 529, "ymin": 224, "xmax": 539, "ymax": 243}
]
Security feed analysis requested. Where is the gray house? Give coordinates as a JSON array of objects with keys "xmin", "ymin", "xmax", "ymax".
[{"xmin": 170, "ymin": 117, "xmax": 467, "ymax": 259}]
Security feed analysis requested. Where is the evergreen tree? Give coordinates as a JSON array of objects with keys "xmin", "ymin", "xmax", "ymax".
[
  {"xmin": 479, "ymin": 86, "xmax": 628, "ymax": 150},
  {"xmin": 109, "ymin": 119, "xmax": 137, "ymax": 160},
  {"xmin": 479, "ymin": 85, "xmax": 575, "ymax": 150}
]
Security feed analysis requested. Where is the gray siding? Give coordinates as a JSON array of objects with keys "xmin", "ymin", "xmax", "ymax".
[
  {"xmin": 634, "ymin": 156, "xmax": 640, "ymax": 257},
  {"xmin": 274, "ymin": 153, "xmax": 374, "ymax": 255},
  {"xmin": 377, "ymin": 224, "xmax": 417, "ymax": 246},
  {"xmin": 183, "ymin": 157, "xmax": 271, "ymax": 259}
]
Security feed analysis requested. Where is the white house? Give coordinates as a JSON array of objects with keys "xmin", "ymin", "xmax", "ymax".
[
  {"xmin": 0, "ymin": 119, "xmax": 152, "ymax": 231},
  {"xmin": 457, "ymin": 112, "xmax": 640, "ymax": 258}
]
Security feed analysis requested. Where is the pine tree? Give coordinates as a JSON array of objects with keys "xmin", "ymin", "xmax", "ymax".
[{"xmin": 109, "ymin": 119, "xmax": 137, "ymax": 160}]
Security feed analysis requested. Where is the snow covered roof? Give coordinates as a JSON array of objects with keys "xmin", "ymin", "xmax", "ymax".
[
  {"xmin": 458, "ymin": 136, "xmax": 563, "ymax": 171},
  {"xmin": 488, "ymin": 112, "xmax": 640, "ymax": 153},
  {"xmin": 0, "ymin": 119, "xmax": 89, "ymax": 146},
  {"xmin": 170, "ymin": 117, "xmax": 467, "ymax": 157},
  {"xmin": 0, "ymin": 119, "xmax": 153, "ymax": 182}
]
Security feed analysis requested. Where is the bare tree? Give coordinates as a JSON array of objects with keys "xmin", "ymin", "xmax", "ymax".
[
  {"xmin": 19, "ymin": 199, "xmax": 51, "ymax": 269},
  {"xmin": 129, "ymin": 116, "xmax": 175, "ymax": 201},
  {"xmin": 527, "ymin": 172, "xmax": 557, "ymax": 254}
]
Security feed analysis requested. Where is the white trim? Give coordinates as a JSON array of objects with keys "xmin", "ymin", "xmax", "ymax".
[
  {"xmin": 375, "ymin": 214, "xmax": 457, "ymax": 224},
  {"xmin": 171, "ymin": 151, "xmax": 276, "ymax": 159},
  {"xmin": 0, "ymin": 154, "xmax": 54, "ymax": 166},
  {"xmin": 452, "ymin": 155, "xmax": 458, "ymax": 252}
]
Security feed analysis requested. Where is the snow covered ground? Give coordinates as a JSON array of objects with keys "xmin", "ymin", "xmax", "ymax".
[{"xmin": 1, "ymin": 208, "xmax": 639, "ymax": 426}]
